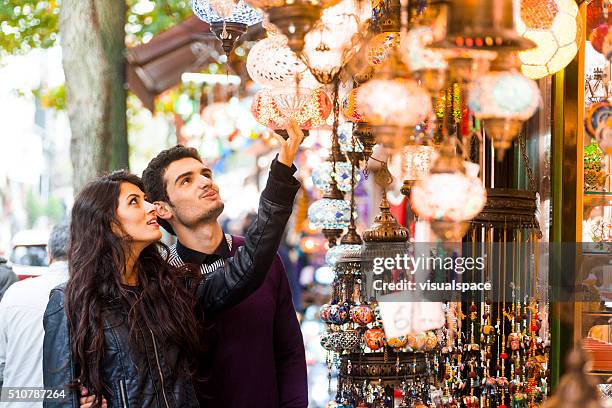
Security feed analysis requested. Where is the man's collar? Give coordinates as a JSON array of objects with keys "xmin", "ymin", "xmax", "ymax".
[{"xmin": 176, "ymin": 234, "xmax": 231, "ymax": 265}]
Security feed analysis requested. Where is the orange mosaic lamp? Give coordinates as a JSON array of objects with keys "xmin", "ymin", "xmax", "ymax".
[
  {"xmin": 341, "ymin": 87, "xmax": 366, "ymax": 122},
  {"xmin": 250, "ymin": 87, "xmax": 332, "ymax": 132}
]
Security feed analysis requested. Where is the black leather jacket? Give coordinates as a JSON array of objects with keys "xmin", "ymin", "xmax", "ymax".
[{"xmin": 42, "ymin": 159, "xmax": 300, "ymax": 408}]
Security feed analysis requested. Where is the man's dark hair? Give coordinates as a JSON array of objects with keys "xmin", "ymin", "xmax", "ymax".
[{"xmin": 142, "ymin": 145, "xmax": 203, "ymax": 235}]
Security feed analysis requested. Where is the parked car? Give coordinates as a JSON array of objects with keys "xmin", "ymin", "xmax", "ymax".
[{"xmin": 9, "ymin": 229, "xmax": 49, "ymax": 280}]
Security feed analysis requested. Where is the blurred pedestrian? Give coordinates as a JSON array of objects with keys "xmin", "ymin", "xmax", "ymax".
[
  {"xmin": 0, "ymin": 224, "xmax": 69, "ymax": 404},
  {"xmin": 0, "ymin": 257, "xmax": 16, "ymax": 302}
]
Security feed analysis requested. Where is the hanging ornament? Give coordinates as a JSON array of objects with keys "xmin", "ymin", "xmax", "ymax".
[
  {"xmin": 431, "ymin": 0, "xmax": 535, "ymax": 85},
  {"xmin": 245, "ymin": 0, "xmax": 342, "ymax": 53},
  {"xmin": 401, "ymin": 26, "xmax": 448, "ymax": 95},
  {"xmin": 590, "ymin": 24, "xmax": 610, "ymax": 54},
  {"xmin": 358, "ymin": 52, "xmax": 432, "ymax": 151},
  {"xmin": 301, "ymin": 0, "xmax": 370, "ymax": 84},
  {"xmin": 468, "ymin": 52, "xmax": 541, "ymax": 160},
  {"xmin": 308, "ymin": 187, "xmax": 350, "ymax": 238},
  {"xmin": 411, "ymin": 141, "xmax": 486, "ymax": 241},
  {"xmin": 192, "ymin": 0, "xmax": 263, "ymax": 57},
  {"xmin": 517, "ymin": 0, "xmax": 581, "ymax": 79},
  {"xmin": 246, "ymin": 33, "xmax": 316, "ymax": 88},
  {"xmin": 364, "ymin": 327, "xmax": 386, "ymax": 350},
  {"xmin": 595, "ymin": 116, "xmax": 612, "ymax": 155},
  {"xmin": 399, "ymin": 145, "xmax": 438, "ymax": 196},
  {"xmin": 341, "ymin": 88, "xmax": 376, "ymax": 163},
  {"xmin": 337, "ymin": 122, "xmax": 364, "ymax": 161},
  {"xmin": 251, "ymin": 87, "xmax": 333, "ymax": 136},
  {"xmin": 313, "ymin": 161, "xmax": 361, "ymax": 192}
]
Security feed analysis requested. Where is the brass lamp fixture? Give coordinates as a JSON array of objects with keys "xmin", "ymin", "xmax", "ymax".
[
  {"xmin": 430, "ymin": 0, "xmax": 537, "ymax": 84},
  {"xmin": 246, "ymin": 0, "xmax": 342, "ymax": 53}
]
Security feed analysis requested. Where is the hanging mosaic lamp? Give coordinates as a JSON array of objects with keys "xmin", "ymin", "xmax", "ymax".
[
  {"xmin": 251, "ymin": 87, "xmax": 333, "ymax": 137},
  {"xmin": 517, "ymin": 0, "xmax": 581, "ymax": 79},
  {"xmin": 358, "ymin": 51, "xmax": 433, "ymax": 150},
  {"xmin": 411, "ymin": 141, "xmax": 486, "ymax": 241},
  {"xmin": 193, "ymin": 0, "xmax": 263, "ymax": 56},
  {"xmin": 246, "ymin": 33, "xmax": 316, "ymax": 88},
  {"xmin": 400, "ymin": 26, "xmax": 448, "ymax": 95},
  {"xmin": 308, "ymin": 181, "xmax": 351, "ymax": 245},
  {"xmin": 312, "ymin": 161, "xmax": 361, "ymax": 192},
  {"xmin": 341, "ymin": 88, "xmax": 376, "ymax": 163},
  {"xmin": 468, "ymin": 53, "xmax": 541, "ymax": 160},
  {"xmin": 337, "ymin": 122, "xmax": 364, "ymax": 164},
  {"xmin": 245, "ymin": 0, "xmax": 342, "ymax": 53},
  {"xmin": 430, "ymin": 0, "xmax": 536, "ymax": 85},
  {"xmin": 399, "ymin": 145, "xmax": 437, "ymax": 196},
  {"xmin": 301, "ymin": 0, "xmax": 370, "ymax": 84}
]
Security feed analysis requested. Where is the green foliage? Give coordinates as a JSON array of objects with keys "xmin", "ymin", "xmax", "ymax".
[
  {"xmin": 0, "ymin": 1, "xmax": 60, "ymax": 54},
  {"xmin": 32, "ymin": 84, "xmax": 66, "ymax": 111},
  {"xmin": 24, "ymin": 187, "xmax": 65, "ymax": 227},
  {"xmin": 0, "ymin": 0, "xmax": 193, "ymax": 55}
]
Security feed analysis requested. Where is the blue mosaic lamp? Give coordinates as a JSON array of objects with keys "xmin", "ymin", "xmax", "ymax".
[
  {"xmin": 468, "ymin": 65, "xmax": 540, "ymax": 160},
  {"xmin": 192, "ymin": 0, "xmax": 263, "ymax": 56},
  {"xmin": 312, "ymin": 161, "xmax": 361, "ymax": 193}
]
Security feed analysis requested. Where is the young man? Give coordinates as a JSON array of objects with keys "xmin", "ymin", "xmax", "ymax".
[
  {"xmin": 139, "ymin": 126, "xmax": 307, "ymax": 407},
  {"xmin": 136, "ymin": 135, "xmax": 308, "ymax": 407},
  {"xmin": 0, "ymin": 224, "xmax": 70, "ymax": 404}
]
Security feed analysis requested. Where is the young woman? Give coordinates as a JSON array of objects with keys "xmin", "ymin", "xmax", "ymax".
[{"xmin": 42, "ymin": 125, "xmax": 303, "ymax": 408}]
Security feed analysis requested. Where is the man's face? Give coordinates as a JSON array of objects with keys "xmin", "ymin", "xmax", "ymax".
[{"xmin": 162, "ymin": 157, "xmax": 224, "ymax": 228}]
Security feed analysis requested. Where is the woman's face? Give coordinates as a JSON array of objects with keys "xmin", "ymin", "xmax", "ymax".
[{"xmin": 114, "ymin": 182, "xmax": 162, "ymax": 245}]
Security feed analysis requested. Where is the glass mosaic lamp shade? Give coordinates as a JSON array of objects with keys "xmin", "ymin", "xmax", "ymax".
[
  {"xmin": 411, "ymin": 143, "xmax": 486, "ymax": 241},
  {"xmin": 308, "ymin": 197, "xmax": 351, "ymax": 230},
  {"xmin": 193, "ymin": 0, "xmax": 262, "ymax": 24},
  {"xmin": 359, "ymin": 78, "xmax": 432, "ymax": 128},
  {"xmin": 400, "ymin": 26, "xmax": 448, "ymax": 94},
  {"xmin": 341, "ymin": 88, "xmax": 367, "ymax": 123},
  {"xmin": 251, "ymin": 87, "xmax": 333, "ymax": 130},
  {"xmin": 517, "ymin": 0, "xmax": 581, "ymax": 79},
  {"xmin": 312, "ymin": 161, "xmax": 361, "ymax": 192},
  {"xmin": 468, "ymin": 69, "xmax": 541, "ymax": 159},
  {"xmin": 337, "ymin": 122, "xmax": 364, "ymax": 154},
  {"xmin": 246, "ymin": 34, "xmax": 314, "ymax": 88},
  {"xmin": 193, "ymin": 0, "xmax": 263, "ymax": 55},
  {"xmin": 244, "ymin": 0, "xmax": 342, "ymax": 53},
  {"xmin": 301, "ymin": 0, "xmax": 369, "ymax": 84},
  {"xmin": 325, "ymin": 243, "xmax": 362, "ymax": 266}
]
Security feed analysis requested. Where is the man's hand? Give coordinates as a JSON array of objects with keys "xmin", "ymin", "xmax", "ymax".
[
  {"xmin": 274, "ymin": 119, "xmax": 304, "ymax": 167},
  {"xmin": 79, "ymin": 387, "xmax": 107, "ymax": 408}
]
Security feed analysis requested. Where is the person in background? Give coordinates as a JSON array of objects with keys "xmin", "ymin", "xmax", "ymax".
[
  {"xmin": 0, "ymin": 224, "xmax": 70, "ymax": 402},
  {"xmin": 0, "ymin": 257, "xmax": 16, "ymax": 302}
]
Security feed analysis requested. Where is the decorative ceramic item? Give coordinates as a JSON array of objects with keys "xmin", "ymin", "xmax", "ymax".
[
  {"xmin": 364, "ymin": 327, "xmax": 386, "ymax": 350},
  {"xmin": 350, "ymin": 305, "xmax": 374, "ymax": 326}
]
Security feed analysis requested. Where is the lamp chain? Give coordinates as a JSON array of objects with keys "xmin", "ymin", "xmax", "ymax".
[{"xmin": 518, "ymin": 130, "xmax": 538, "ymax": 193}]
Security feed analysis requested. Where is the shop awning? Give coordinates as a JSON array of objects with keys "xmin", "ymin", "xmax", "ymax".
[{"xmin": 127, "ymin": 16, "xmax": 262, "ymax": 112}]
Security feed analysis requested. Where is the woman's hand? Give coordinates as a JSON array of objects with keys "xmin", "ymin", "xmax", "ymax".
[
  {"xmin": 79, "ymin": 387, "xmax": 107, "ymax": 408},
  {"xmin": 274, "ymin": 119, "xmax": 304, "ymax": 167}
]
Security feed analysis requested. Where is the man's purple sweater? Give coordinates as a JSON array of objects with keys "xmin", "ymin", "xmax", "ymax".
[{"xmin": 170, "ymin": 235, "xmax": 308, "ymax": 408}]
